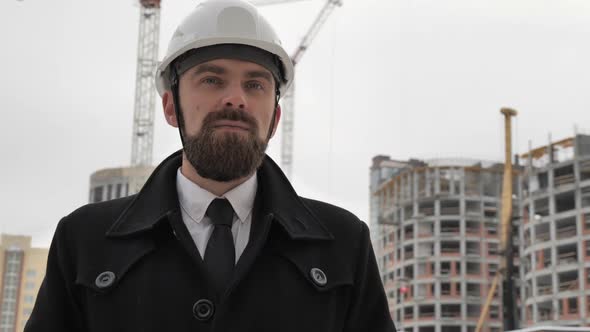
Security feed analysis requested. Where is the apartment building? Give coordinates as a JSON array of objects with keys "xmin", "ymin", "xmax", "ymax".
[
  {"xmin": 519, "ymin": 134, "xmax": 590, "ymax": 326},
  {"xmin": 372, "ymin": 157, "xmax": 520, "ymax": 332},
  {"xmin": 0, "ymin": 234, "xmax": 48, "ymax": 332}
]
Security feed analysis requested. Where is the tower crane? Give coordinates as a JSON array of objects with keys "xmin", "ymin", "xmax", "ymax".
[
  {"xmin": 130, "ymin": 0, "xmax": 161, "ymax": 166},
  {"xmin": 254, "ymin": 0, "xmax": 343, "ymax": 178}
]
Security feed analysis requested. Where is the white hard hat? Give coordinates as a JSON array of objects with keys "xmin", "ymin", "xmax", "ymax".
[{"xmin": 155, "ymin": 0, "xmax": 294, "ymax": 97}]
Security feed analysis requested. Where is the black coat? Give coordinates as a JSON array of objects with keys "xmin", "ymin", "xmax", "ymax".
[{"xmin": 25, "ymin": 151, "xmax": 395, "ymax": 332}]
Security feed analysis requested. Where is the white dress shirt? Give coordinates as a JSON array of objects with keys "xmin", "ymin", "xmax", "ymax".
[{"xmin": 176, "ymin": 168, "xmax": 257, "ymax": 263}]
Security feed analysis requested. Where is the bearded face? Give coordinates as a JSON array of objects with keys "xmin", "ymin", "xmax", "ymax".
[{"xmin": 181, "ymin": 108, "xmax": 269, "ymax": 182}]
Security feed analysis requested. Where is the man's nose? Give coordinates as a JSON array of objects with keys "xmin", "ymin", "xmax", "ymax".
[{"xmin": 221, "ymin": 84, "xmax": 247, "ymax": 109}]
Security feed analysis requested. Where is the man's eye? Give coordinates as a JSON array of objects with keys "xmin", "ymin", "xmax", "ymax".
[
  {"xmin": 246, "ymin": 81, "xmax": 264, "ymax": 90},
  {"xmin": 202, "ymin": 77, "xmax": 222, "ymax": 85}
]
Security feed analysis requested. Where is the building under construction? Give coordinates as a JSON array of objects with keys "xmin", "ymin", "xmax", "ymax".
[
  {"xmin": 371, "ymin": 156, "xmax": 521, "ymax": 332},
  {"xmin": 518, "ymin": 134, "xmax": 590, "ymax": 326}
]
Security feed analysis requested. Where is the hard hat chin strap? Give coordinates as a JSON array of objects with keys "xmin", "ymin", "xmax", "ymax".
[
  {"xmin": 170, "ymin": 67, "xmax": 187, "ymax": 149},
  {"xmin": 267, "ymin": 88, "xmax": 280, "ymax": 141}
]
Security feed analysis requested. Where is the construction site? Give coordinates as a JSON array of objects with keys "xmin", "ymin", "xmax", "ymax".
[
  {"xmin": 371, "ymin": 112, "xmax": 590, "ymax": 331},
  {"xmin": 89, "ymin": 1, "xmax": 590, "ymax": 330},
  {"xmin": 7, "ymin": 0, "xmax": 590, "ymax": 330}
]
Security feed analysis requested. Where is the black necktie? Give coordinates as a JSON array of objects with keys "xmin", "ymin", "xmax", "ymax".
[{"xmin": 204, "ymin": 198, "xmax": 235, "ymax": 295}]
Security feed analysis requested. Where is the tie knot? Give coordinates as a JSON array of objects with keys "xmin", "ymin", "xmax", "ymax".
[{"xmin": 206, "ymin": 198, "xmax": 234, "ymax": 227}]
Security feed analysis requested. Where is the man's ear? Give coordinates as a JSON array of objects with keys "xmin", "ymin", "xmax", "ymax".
[
  {"xmin": 269, "ymin": 104, "xmax": 282, "ymax": 138},
  {"xmin": 162, "ymin": 91, "xmax": 178, "ymax": 128}
]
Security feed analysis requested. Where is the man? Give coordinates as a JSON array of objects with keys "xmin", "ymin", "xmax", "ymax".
[{"xmin": 25, "ymin": 0, "xmax": 395, "ymax": 331}]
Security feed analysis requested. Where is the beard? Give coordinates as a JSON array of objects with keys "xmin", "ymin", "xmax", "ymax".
[{"xmin": 182, "ymin": 108, "xmax": 268, "ymax": 182}]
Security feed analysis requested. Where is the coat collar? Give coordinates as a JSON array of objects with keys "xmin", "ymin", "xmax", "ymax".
[{"xmin": 106, "ymin": 150, "xmax": 333, "ymax": 241}]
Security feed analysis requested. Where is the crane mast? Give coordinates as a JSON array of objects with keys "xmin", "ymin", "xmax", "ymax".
[
  {"xmin": 280, "ymin": 0, "xmax": 342, "ymax": 178},
  {"xmin": 476, "ymin": 108, "xmax": 518, "ymax": 332},
  {"xmin": 130, "ymin": 0, "xmax": 161, "ymax": 166}
]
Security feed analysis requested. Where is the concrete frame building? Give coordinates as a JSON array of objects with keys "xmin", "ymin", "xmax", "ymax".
[
  {"xmin": 519, "ymin": 134, "xmax": 590, "ymax": 326},
  {"xmin": 0, "ymin": 234, "xmax": 48, "ymax": 332},
  {"xmin": 89, "ymin": 165, "xmax": 154, "ymax": 203},
  {"xmin": 372, "ymin": 156, "xmax": 520, "ymax": 332}
]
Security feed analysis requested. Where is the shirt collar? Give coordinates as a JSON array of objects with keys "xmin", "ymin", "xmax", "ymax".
[{"xmin": 176, "ymin": 168, "xmax": 257, "ymax": 224}]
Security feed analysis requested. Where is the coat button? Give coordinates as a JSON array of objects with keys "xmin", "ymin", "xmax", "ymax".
[
  {"xmin": 310, "ymin": 268, "xmax": 327, "ymax": 287},
  {"xmin": 193, "ymin": 299, "xmax": 215, "ymax": 321},
  {"xmin": 95, "ymin": 271, "xmax": 116, "ymax": 289}
]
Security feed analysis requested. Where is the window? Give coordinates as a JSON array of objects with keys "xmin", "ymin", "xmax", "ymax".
[
  {"xmin": 534, "ymin": 197, "xmax": 549, "ymax": 217},
  {"xmin": 440, "ymin": 168, "xmax": 451, "ymax": 194},
  {"xmin": 466, "ymin": 220, "xmax": 480, "ymax": 234},
  {"xmin": 465, "ymin": 171, "xmax": 480, "ymax": 196},
  {"xmin": 441, "ymin": 326, "xmax": 461, "ymax": 332},
  {"xmin": 558, "ymin": 271, "xmax": 579, "ymax": 292},
  {"xmin": 557, "ymin": 243, "xmax": 578, "ymax": 265},
  {"xmin": 25, "ymin": 269, "xmax": 36, "ymax": 278},
  {"xmin": 582, "ymin": 186, "xmax": 590, "ymax": 208},
  {"xmin": 419, "ymin": 304, "xmax": 435, "ymax": 318},
  {"xmin": 418, "ymin": 222, "xmax": 434, "ymax": 237},
  {"xmin": 466, "ymin": 262, "xmax": 480, "ymax": 275},
  {"xmin": 467, "ymin": 304, "xmax": 481, "ymax": 317},
  {"xmin": 441, "ymin": 304, "xmax": 461, "ymax": 318},
  {"xmin": 489, "ymin": 305, "xmax": 499, "ymax": 319},
  {"xmin": 466, "ymin": 201, "xmax": 481, "ymax": 215},
  {"xmin": 467, "ymin": 283, "xmax": 480, "ymax": 297},
  {"xmin": 25, "ymin": 282, "xmax": 35, "ymax": 290},
  {"xmin": 554, "ymin": 165, "xmax": 575, "ymax": 186},
  {"xmin": 93, "ymin": 186, "xmax": 103, "ymax": 203},
  {"xmin": 483, "ymin": 172, "xmax": 501, "ymax": 197},
  {"xmin": 485, "ymin": 222, "xmax": 497, "ymax": 236},
  {"xmin": 537, "ymin": 275, "xmax": 552, "ymax": 296},
  {"xmin": 441, "ymin": 241, "xmax": 460, "ymax": 255},
  {"xmin": 535, "ymin": 223, "xmax": 550, "ymax": 243},
  {"xmin": 488, "ymin": 264, "xmax": 498, "ymax": 277},
  {"xmin": 404, "ymin": 225, "xmax": 414, "ymax": 240},
  {"xmin": 555, "ymin": 191, "xmax": 576, "ymax": 213},
  {"xmin": 538, "ymin": 300, "xmax": 553, "ymax": 320},
  {"xmin": 581, "ymin": 160, "xmax": 590, "ymax": 181},
  {"xmin": 419, "ymin": 201, "xmax": 434, "ymax": 216},
  {"xmin": 23, "ymin": 295, "xmax": 34, "ymax": 304},
  {"xmin": 538, "ymin": 172, "xmax": 548, "ymax": 190},
  {"xmin": 483, "ymin": 201, "xmax": 497, "ymax": 218},
  {"xmin": 116, "ymin": 183, "xmax": 123, "ymax": 198},
  {"xmin": 569, "ymin": 298, "xmax": 578, "ymax": 314},
  {"xmin": 404, "ymin": 307, "xmax": 414, "ymax": 319},
  {"xmin": 417, "ymin": 243, "xmax": 434, "ymax": 257},
  {"xmin": 466, "ymin": 241, "xmax": 480, "ymax": 255},
  {"xmin": 487, "ymin": 243, "xmax": 498, "ymax": 256},
  {"xmin": 440, "ymin": 200, "xmax": 460, "ymax": 216},
  {"xmin": 404, "ymin": 204, "xmax": 413, "ymax": 220},
  {"xmin": 106, "ymin": 184, "xmax": 112, "ymax": 200},
  {"xmin": 441, "ymin": 282, "xmax": 451, "ymax": 296}
]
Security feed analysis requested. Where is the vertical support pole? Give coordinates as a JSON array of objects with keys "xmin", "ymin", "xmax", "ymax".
[{"xmin": 500, "ymin": 107, "xmax": 518, "ymax": 331}]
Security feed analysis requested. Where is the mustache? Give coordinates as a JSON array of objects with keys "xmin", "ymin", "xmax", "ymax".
[{"xmin": 202, "ymin": 108, "xmax": 258, "ymax": 132}]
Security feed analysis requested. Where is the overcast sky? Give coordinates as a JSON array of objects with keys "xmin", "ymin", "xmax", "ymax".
[{"xmin": 2, "ymin": 0, "xmax": 590, "ymax": 247}]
